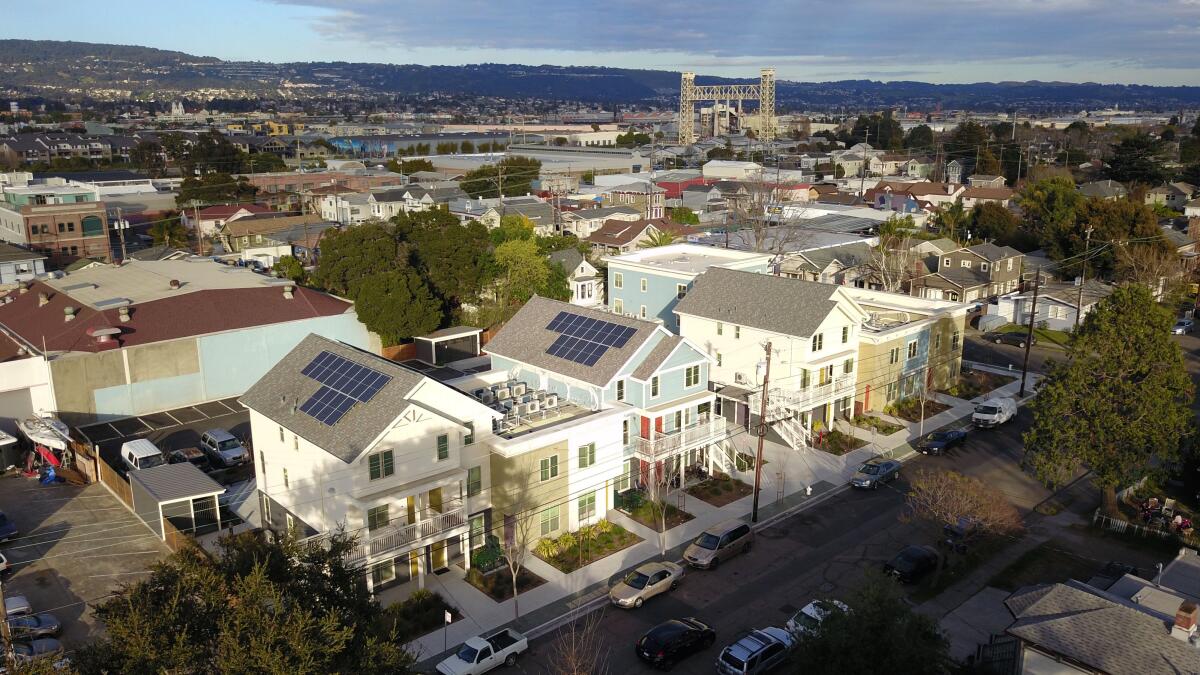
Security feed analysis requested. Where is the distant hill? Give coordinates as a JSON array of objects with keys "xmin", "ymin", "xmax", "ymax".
[{"xmin": 1, "ymin": 39, "xmax": 1198, "ymax": 110}]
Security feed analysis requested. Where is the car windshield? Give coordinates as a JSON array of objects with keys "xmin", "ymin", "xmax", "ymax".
[
  {"xmin": 218, "ymin": 438, "xmax": 241, "ymax": 451},
  {"xmin": 975, "ymin": 405, "xmax": 998, "ymax": 415},
  {"xmin": 796, "ymin": 613, "xmax": 821, "ymax": 630},
  {"xmin": 13, "ymin": 644, "xmax": 32, "ymax": 657},
  {"xmin": 859, "ymin": 464, "xmax": 880, "ymax": 475},
  {"xmin": 720, "ymin": 651, "xmax": 748, "ymax": 670},
  {"xmin": 456, "ymin": 644, "xmax": 478, "ymax": 663},
  {"xmin": 694, "ymin": 533, "xmax": 720, "ymax": 550},
  {"xmin": 930, "ymin": 432, "xmax": 950, "ymax": 441},
  {"xmin": 141, "ymin": 454, "xmax": 166, "ymax": 469},
  {"xmin": 623, "ymin": 571, "xmax": 650, "ymax": 589},
  {"xmin": 895, "ymin": 549, "xmax": 925, "ymax": 571}
]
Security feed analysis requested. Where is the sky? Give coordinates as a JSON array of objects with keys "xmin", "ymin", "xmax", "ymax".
[{"xmin": 4, "ymin": 0, "xmax": 1200, "ymax": 86}]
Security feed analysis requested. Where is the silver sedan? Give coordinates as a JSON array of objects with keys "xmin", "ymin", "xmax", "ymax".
[{"xmin": 609, "ymin": 561, "xmax": 684, "ymax": 608}]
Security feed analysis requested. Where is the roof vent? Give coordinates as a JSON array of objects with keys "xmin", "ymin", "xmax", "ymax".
[
  {"xmin": 283, "ymin": 284, "xmax": 295, "ymax": 300},
  {"xmin": 169, "ymin": 279, "xmax": 180, "ymax": 290},
  {"xmin": 63, "ymin": 306, "xmax": 77, "ymax": 322},
  {"xmin": 38, "ymin": 292, "xmax": 49, "ymax": 307},
  {"xmin": 118, "ymin": 306, "xmax": 131, "ymax": 322}
]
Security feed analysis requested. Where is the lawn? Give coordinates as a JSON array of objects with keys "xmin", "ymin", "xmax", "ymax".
[
  {"xmin": 997, "ymin": 324, "xmax": 1071, "ymax": 349},
  {"xmin": 619, "ymin": 490, "xmax": 694, "ymax": 531},
  {"xmin": 382, "ymin": 589, "xmax": 460, "ymax": 642},
  {"xmin": 851, "ymin": 414, "xmax": 904, "ymax": 435},
  {"xmin": 686, "ymin": 473, "xmax": 753, "ymax": 507},
  {"xmin": 813, "ymin": 429, "xmax": 866, "ymax": 456},
  {"xmin": 533, "ymin": 520, "xmax": 642, "ymax": 574},
  {"xmin": 886, "ymin": 397, "xmax": 952, "ymax": 423},
  {"xmin": 988, "ymin": 542, "xmax": 1098, "ymax": 592},
  {"xmin": 464, "ymin": 565, "xmax": 546, "ymax": 602},
  {"xmin": 942, "ymin": 370, "xmax": 1016, "ymax": 401}
]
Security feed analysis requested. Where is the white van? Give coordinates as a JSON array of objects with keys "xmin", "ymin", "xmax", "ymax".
[
  {"xmin": 121, "ymin": 438, "xmax": 165, "ymax": 472},
  {"xmin": 972, "ymin": 398, "xmax": 1017, "ymax": 428}
]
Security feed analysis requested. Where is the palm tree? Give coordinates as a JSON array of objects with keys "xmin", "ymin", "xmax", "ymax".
[
  {"xmin": 637, "ymin": 228, "xmax": 678, "ymax": 249},
  {"xmin": 935, "ymin": 199, "xmax": 968, "ymax": 240},
  {"xmin": 149, "ymin": 218, "xmax": 190, "ymax": 248}
]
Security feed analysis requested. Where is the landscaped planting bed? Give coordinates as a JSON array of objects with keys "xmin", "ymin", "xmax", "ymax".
[
  {"xmin": 532, "ymin": 519, "xmax": 642, "ymax": 574},
  {"xmin": 686, "ymin": 473, "xmax": 753, "ymax": 507}
]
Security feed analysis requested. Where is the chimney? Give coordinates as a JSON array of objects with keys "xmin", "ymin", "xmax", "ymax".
[
  {"xmin": 1173, "ymin": 602, "xmax": 1198, "ymax": 642},
  {"xmin": 118, "ymin": 306, "xmax": 131, "ymax": 322},
  {"xmin": 169, "ymin": 279, "xmax": 180, "ymax": 290},
  {"xmin": 63, "ymin": 306, "xmax": 77, "ymax": 322},
  {"xmin": 38, "ymin": 292, "xmax": 49, "ymax": 307},
  {"xmin": 283, "ymin": 284, "xmax": 295, "ymax": 300}
]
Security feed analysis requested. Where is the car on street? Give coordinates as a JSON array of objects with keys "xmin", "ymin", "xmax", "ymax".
[
  {"xmin": 200, "ymin": 429, "xmax": 249, "ymax": 468},
  {"xmin": 8, "ymin": 613, "xmax": 62, "ymax": 639},
  {"xmin": 4, "ymin": 595, "xmax": 33, "ymax": 617},
  {"xmin": 435, "ymin": 628, "xmax": 527, "ymax": 675},
  {"xmin": 635, "ymin": 618, "xmax": 715, "ymax": 671},
  {"xmin": 610, "ymin": 561, "xmax": 683, "ymax": 608},
  {"xmin": 884, "ymin": 545, "xmax": 940, "ymax": 584},
  {"xmin": 785, "ymin": 599, "xmax": 848, "ymax": 637},
  {"xmin": 683, "ymin": 520, "xmax": 753, "ymax": 569},
  {"xmin": 918, "ymin": 429, "xmax": 968, "ymax": 455},
  {"xmin": 168, "ymin": 446, "xmax": 212, "ymax": 472},
  {"xmin": 1172, "ymin": 319, "xmax": 1194, "ymax": 335},
  {"xmin": 972, "ymin": 397, "xmax": 1017, "ymax": 428},
  {"xmin": 0, "ymin": 510, "xmax": 18, "ymax": 542},
  {"xmin": 12, "ymin": 638, "xmax": 63, "ymax": 665},
  {"xmin": 849, "ymin": 458, "xmax": 900, "ymax": 489},
  {"xmin": 715, "ymin": 626, "xmax": 795, "ymax": 674},
  {"xmin": 983, "ymin": 331, "xmax": 1036, "ymax": 348}
]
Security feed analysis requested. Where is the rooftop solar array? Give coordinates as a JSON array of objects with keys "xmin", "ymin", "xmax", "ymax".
[
  {"xmin": 544, "ymin": 311, "xmax": 637, "ymax": 366},
  {"xmin": 297, "ymin": 350, "xmax": 392, "ymax": 426}
]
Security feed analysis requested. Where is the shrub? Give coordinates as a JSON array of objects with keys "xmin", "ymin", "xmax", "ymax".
[
  {"xmin": 535, "ymin": 537, "xmax": 559, "ymax": 559},
  {"xmin": 471, "ymin": 543, "xmax": 503, "ymax": 572},
  {"xmin": 594, "ymin": 518, "xmax": 613, "ymax": 535},
  {"xmin": 556, "ymin": 531, "xmax": 577, "ymax": 551}
]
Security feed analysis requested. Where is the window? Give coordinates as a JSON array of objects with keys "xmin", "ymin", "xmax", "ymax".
[
  {"xmin": 467, "ymin": 466, "xmax": 482, "ymax": 496},
  {"xmin": 436, "ymin": 434, "xmax": 449, "ymax": 460},
  {"xmin": 368, "ymin": 450, "xmax": 395, "ymax": 480},
  {"xmin": 278, "ymin": 426, "xmax": 284, "ymax": 442},
  {"xmin": 469, "ymin": 514, "xmax": 485, "ymax": 548},
  {"xmin": 716, "ymin": 352, "xmax": 722, "ymax": 367},
  {"xmin": 886, "ymin": 382, "xmax": 899, "ymax": 401},
  {"xmin": 1049, "ymin": 305, "xmax": 1067, "ymax": 320},
  {"xmin": 578, "ymin": 492, "xmax": 597, "ymax": 521},
  {"xmin": 685, "ymin": 365, "xmax": 700, "ymax": 387},
  {"xmin": 540, "ymin": 455, "xmax": 559, "ymax": 481},
  {"xmin": 286, "ymin": 513, "xmax": 295, "ymax": 533},
  {"xmin": 842, "ymin": 326, "xmax": 849, "ymax": 343},
  {"xmin": 734, "ymin": 325, "xmax": 741, "ymax": 339},
  {"xmin": 1007, "ymin": 258, "xmax": 1014, "ymax": 272},
  {"xmin": 651, "ymin": 376, "xmax": 660, "ymax": 398},
  {"xmin": 57, "ymin": 223, "xmax": 65, "ymax": 233},
  {"xmin": 843, "ymin": 358, "xmax": 854, "ymax": 374},
  {"xmin": 640, "ymin": 278, "xmax": 648, "ymax": 292},
  {"xmin": 907, "ymin": 340, "xmax": 918, "ymax": 359},
  {"xmin": 800, "ymin": 369, "xmax": 811, "ymax": 388},
  {"xmin": 811, "ymin": 333, "xmax": 824, "ymax": 352},
  {"xmin": 676, "ymin": 283, "xmax": 687, "ymax": 299},
  {"xmin": 943, "ymin": 257, "xmax": 951, "ymax": 268},
  {"xmin": 623, "ymin": 419, "xmax": 631, "ymax": 445},
  {"xmin": 981, "ymin": 262, "xmax": 989, "ymax": 272},
  {"xmin": 616, "ymin": 379, "xmax": 626, "ymax": 401},
  {"xmin": 960, "ymin": 260, "xmax": 972, "ymax": 269},
  {"xmin": 717, "ymin": 322, "xmax": 723, "ymax": 336},
  {"xmin": 69, "ymin": 245, "xmax": 78, "ymax": 256},
  {"xmin": 463, "ymin": 422, "xmax": 474, "ymax": 445},
  {"xmin": 951, "ymin": 331, "xmax": 961, "ymax": 351},
  {"xmin": 371, "ymin": 560, "xmax": 395, "ymax": 586},
  {"xmin": 259, "ymin": 450, "xmax": 265, "ymax": 467},
  {"xmin": 934, "ymin": 333, "xmax": 942, "ymax": 350},
  {"xmin": 889, "ymin": 347, "xmax": 900, "ymax": 365},
  {"xmin": 367, "ymin": 505, "xmax": 389, "ymax": 531},
  {"xmin": 639, "ymin": 305, "xmax": 647, "ymax": 319},
  {"xmin": 614, "ymin": 272, "xmax": 623, "ymax": 289},
  {"xmin": 282, "ymin": 468, "xmax": 289, "ymax": 489},
  {"xmin": 614, "ymin": 298, "xmax": 624, "ymax": 314},
  {"xmin": 578, "ymin": 442, "xmax": 596, "ymax": 469},
  {"xmin": 293, "ymin": 434, "xmax": 298, "ymax": 451},
  {"xmin": 540, "ymin": 506, "xmax": 560, "ymax": 536}
]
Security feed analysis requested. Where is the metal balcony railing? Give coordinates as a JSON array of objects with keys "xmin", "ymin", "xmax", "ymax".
[
  {"xmin": 634, "ymin": 416, "xmax": 729, "ymax": 461},
  {"xmin": 751, "ymin": 375, "xmax": 856, "ymax": 416}
]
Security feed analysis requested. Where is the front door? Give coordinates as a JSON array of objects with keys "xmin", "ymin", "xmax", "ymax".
[
  {"xmin": 430, "ymin": 540, "xmax": 448, "ymax": 571},
  {"xmin": 428, "ymin": 487, "xmax": 443, "ymax": 514}
]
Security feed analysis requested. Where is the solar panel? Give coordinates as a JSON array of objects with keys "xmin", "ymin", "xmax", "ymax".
[
  {"xmin": 297, "ymin": 351, "xmax": 394, "ymax": 426},
  {"xmin": 544, "ymin": 311, "xmax": 639, "ymax": 366}
]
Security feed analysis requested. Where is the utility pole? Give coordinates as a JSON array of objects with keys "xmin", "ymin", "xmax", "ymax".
[
  {"xmin": 1074, "ymin": 227, "xmax": 1094, "ymax": 329},
  {"xmin": 114, "ymin": 206, "xmax": 128, "ymax": 261},
  {"xmin": 1019, "ymin": 266, "xmax": 1041, "ymax": 397},
  {"xmin": 751, "ymin": 342, "xmax": 772, "ymax": 523},
  {"xmin": 193, "ymin": 202, "xmax": 203, "ymax": 256},
  {"xmin": 1, "ymin": 577, "xmax": 15, "ymax": 671},
  {"xmin": 858, "ymin": 128, "xmax": 869, "ymax": 198}
]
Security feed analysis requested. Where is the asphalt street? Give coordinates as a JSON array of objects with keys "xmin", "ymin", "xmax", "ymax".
[{"xmin": 513, "ymin": 409, "xmax": 1050, "ymax": 674}]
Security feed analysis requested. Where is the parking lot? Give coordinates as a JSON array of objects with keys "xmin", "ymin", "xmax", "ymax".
[{"xmin": 0, "ymin": 475, "xmax": 171, "ymax": 651}]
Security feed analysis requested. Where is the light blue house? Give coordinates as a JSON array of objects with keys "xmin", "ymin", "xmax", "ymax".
[
  {"xmin": 0, "ymin": 244, "xmax": 45, "ymax": 285},
  {"xmin": 604, "ymin": 243, "xmax": 772, "ymax": 332}
]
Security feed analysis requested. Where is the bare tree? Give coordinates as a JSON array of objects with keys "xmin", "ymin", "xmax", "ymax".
[
  {"xmin": 903, "ymin": 469, "xmax": 1023, "ymax": 576},
  {"xmin": 1115, "ymin": 241, "xmax": 1185, "ymax": 301},
  {"xmin": 546, "ymin": 608, "xmax": 612, "ymax": 675},
  {"xmin": 493, "ymin": 457, "xmax": 542, "ymax": 621},
  {"xmin": 724, "ymin": 172, "xmax": 817, "ymax": 256},
  {"xmin": 501, "ymin": 511, "xmax": 536, "ymax": 621},
  {"xmin": 644, "ymin": 457, "xmax": 681, "ymax": 557},
  {"xmin": 865, "ymin": 215, "xmax": 923, "ymax": 293}
]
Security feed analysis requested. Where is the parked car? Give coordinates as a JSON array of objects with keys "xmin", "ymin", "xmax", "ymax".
[
  {"xmin": 168, "ymin": 446, "xmax": 212, "ymax": 472},
  {"xmin": 0, "ymin": 510, "xmax": 17, "ymax": 542},
  {"xmin": 715, "ymin": 626, "xmax": 795, "ymax": 674},
  {"xmin": 785, "ymin": 599, "xmax": 848, "ymax": 637},
  {"xmin": 610, "ymin": 561, "xmax": 684, "ymax": 608},
  {"xmin": 0, "ymin": 551, "xmax": 10, "ymax": 576},
  {"xmin": 11, "ymin": 638, "xmax": 63, "ymax": 665},
  {"xmin": 435, "ymin": 628, "xmax": 527, "ymax": 675},
  {"xmin": 972, "ymin": 398, "xmax": 1017, "ymax": 428},
  {"xmin": 4, "ymin": 595, "xmax": 33, "ymax": 617},
  {"xmin": 918, "ymin": 428, "xmax": 968, "ymax": 456},
  {"xmin": 1172, "ymin": 319, "xmax": 1194, "ymax": 335},
  {"xmin": 884, "ymin": 545, "xmax": 940, "ymax": 584},
  {"xmin": 120, "ymin": 438, "xmax": 165, "ymax": 473},
  {"xmin": 8, "ymin": 613, "xmax": 62, "ymax": 639},
  {"xmin": 983, "ymin": 331, "xmax": 1036, "ymax": 348},
  {"xmin": 200, "ymin": 429, "xmax": 249, "ymax": 468},
  {"xmin": 635, "ymin": 617, "xmax": 715, "ymax": 671},
  {"xmin": 940, "ymin": 517, "xmax": 981, "ymax": 554},
  {"xmin": 849, "ymin": 458, "xmax": 900, "ymax": 489},
  {"xmin": 683, "ymin": 520, "xmax": 753, "ymax": 570}
]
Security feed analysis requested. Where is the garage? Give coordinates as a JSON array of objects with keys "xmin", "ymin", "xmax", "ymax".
[{"xmin": 129, "ymin": 463, "xmax": 226, "ymax": 542}]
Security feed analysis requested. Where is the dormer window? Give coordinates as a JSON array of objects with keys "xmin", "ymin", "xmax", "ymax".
[{"xmin": 960, "ymin": 260, "xmax": 972, "ymax": 269}]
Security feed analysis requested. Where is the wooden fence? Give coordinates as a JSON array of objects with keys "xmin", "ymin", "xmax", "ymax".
[
  {"xmin": 1093, "ymin": 510, "xmax": 1198, "ymax": 549},
  {"xmin": 162, "ymin": 517, "xmax": 191, "ymax": 554},
  {"xmin": 96, "ymin": 452, "xmax": 133, "ymax": 508}
]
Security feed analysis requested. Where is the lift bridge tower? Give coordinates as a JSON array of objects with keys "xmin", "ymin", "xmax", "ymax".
[{"xmin": 678, "ymin": 68, "xmax": 776, "ymax": 145}]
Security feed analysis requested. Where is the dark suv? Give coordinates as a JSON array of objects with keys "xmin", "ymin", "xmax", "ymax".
[{"xmin": 636, "ymin": 618, "xmax": 715, "ymax": 670}]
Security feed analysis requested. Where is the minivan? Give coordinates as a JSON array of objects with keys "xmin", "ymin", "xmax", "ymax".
[
  {"xmin": 683, "ymin": 520, "xmax": 753, "ymax": 570},
  {"xmin": 200, "ymin": 429, "xmax": 249, "ymax": 468},
  {"xmin": 120, "ymin": 439, "xmax": 165, "ymax": 473}
]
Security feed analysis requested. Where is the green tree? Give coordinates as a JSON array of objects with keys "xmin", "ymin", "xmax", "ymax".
[
  {"xmin": 386, "ymin": 158, "xmax": 435, "ymax": 174},
  {"xmin": 397, "ymin": 208, "xmax": 495, "ymax": 310},
  {"xmin": 73, "ymin": 533, "xmax": 415, "ymax": 675},
  {"xmin": 581, "ymin": 170, "xmax": 595, "ymax": 184},
  {"xmin": 1071, "ymin": 198, "xmax": 1163, "ymax": 277},
  {"xmin": 185, "ymin": 131, "xmax": 244, "ymax": 174},
  {"xmin": 667, "ymin": 206, "xmax": 700, "ymax": 225},
  {"xmin": 968, "ymin": 201, "xmax": 1022, "ymax": 246},
  {"xmin": 242, "ymin": 151, "xmax": 287, "ymax": 173},
  {"xmin": 1192, "ymin": 117, "xmax": 1200, "ymax": 137},
  {"xmin": 789, "ymin": 574, "xmax": 950, "ymax": 674},
  {"xmin": 175, "ymin": 173, "xmax": 258, "ymax": 208},
  {"xmin": 944, "ymin": 120, "xmax": 990, "ymax": 158},
  {"xmin": 311, "ymin": 221, "xmax": 404, "ymax": 297},
  {"xmin": 850, "ymin": 112, "xmax": 903, "ymax": 150},
  {"xmin": 935, "ymin": 199, "xmax": 968, "ymax": 240},
  {"xmin": 1106, "ymin": 134, "xmax": 1167, "ymax": 185},
  {"xmin": 614, "ymin": 131, "xmax": 651, "ymax": 147},
  {"xmin": 489, "ymin": 214, "xmax": 536, "ymax": 246},
  {"xmin": 1024, "ymin": 285, "xmax": 1194, "ymax": 515},
  {"xmin": 354, "ymin": 269, "xmax": 442, "ymax": 344},
  {"xmin": 541, "ymin": 257, "xmax": 572, "ymax": 302},
  {"xmin": 975, "ymin": 147, "xmax": 1001, "ymax": 175},
  {"xmin": 904, "ymin": 124, "xmax": 934, "ymax": 150},
  {"xmin": 148, "ymin": 215, "xmax": 190, "ymax": 248},
  {"xmin": 494, "ymin": 238, "xmax": 549, "ymax": 306},
  {"xmin": 130, "ymin": 140, "xmax": 165, "ymax": 177},
  {"xmin": 1018, "ymin": 176, "xmax": 1082, "ymax": 258},
  {"xmin": 273, "ymin": 255, "xmax": 307, "ymax": 283},
  {"xmin": 1181, "ymin": 163, "xmax": 1200, "ymax": 186},
  {"xmin": 460, "ymin": 141, "xmax": 475, "ymax": 153},
  {"xmin": 707, "ymin": 147, "xmax": 735, "ymax": 160},
  {"xmin": 461, "ymin": 156, "xmax": 541, "ymax": 199},
  {"xmin": 637, "ymin": 228, "xmax": 679, "ymax": 248}
]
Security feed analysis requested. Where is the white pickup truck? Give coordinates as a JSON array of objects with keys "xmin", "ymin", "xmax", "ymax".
[{"xmin": 436, "ymin": 628, "xmax": 528, "ymax": 675}]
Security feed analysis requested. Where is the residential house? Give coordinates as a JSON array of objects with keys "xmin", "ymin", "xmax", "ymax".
[
  {"xmin": 1079, "ymin": 179, "xmax": 1129, "ymax": 200},
  {"xmin": 487, "ymin": 197, "xmax": 556, "ymax": 235},
  {"xmin": 652, "ymin": 170, "xmax": 706, "ymax": 199},
  {"xmin": 960, "ymin": 186, "xmax": 1016, "ymax": 209},
  {"xmin": 702, "ymin": 160, "xmax": 762, "ymax": 181},
  {"xmin": 241, "ymin": 334, "xmax": 497, "ymax": 595},
  {"xmin": 1145, "ymin": 182, "xmax": 1197, "ymax": 210},
  {"xmin": 240, "ymin": 220, "xmax": 339, "ymax": 268},
  {"xmin": 778, "ymin": 240, "xmax": 875, "ymax": 287},
  {"xmin": 559, "ymin": 206, "xmax": 642, "ymax": 239},
  {"xmin": 989, "ymin": 279, "xmax": 1115, "ymax": 331},
  {"xmin": 319, "ymin": 191, "xmax": 373, "ymax": 226},
  {"xmin": 1186, "ymin": 198, "xmax": 1200, "ymax": 218},
  {"xmin": 605, "ymin": 183, "xmax": 666, "ymax": 220},
  {"xmin": 967, "ymin": 175, "xmax": 1007, "ymax": 189},
  {"xmin": 547, "ymin": 248, "xmax": 602, "ymax": 308},
  {"xmin": 868, "ymin": 181, "xmax": 965, "ymax": 211},
  {"xmin": 181, "ymin": 204, "xmax": 273, "ymax": 238},
  {"xmin": 910, "ymin": 242, "xmax": 1024, "ymax": 302},
  {"xmin": 946, "ymin": 159, "xmax": 972, "ymax": 185},
  {"xmin": 605, "ymin": 244, "xmax": 772, "ymax": 330},
  {"xmin": 678, "ymin": 184, "xmax": 726, "ymax": 214},
  {"xmin": 0, "ymin": 243, "xmax": 45, "ymax": 285},
  {"xmin": 585, "ymin": 218, "xmax": 699, "ymax": 256},
  {"xmin": 0, "ymin": 180, "xmax": 110, "ymax": 265},
  {"xmin": 217, "ymin": 213, "xmax": 327, "ymax": 254},
  {"xmin": 243, "ymin": 170, "xmax": 405, "ymax": 211}
]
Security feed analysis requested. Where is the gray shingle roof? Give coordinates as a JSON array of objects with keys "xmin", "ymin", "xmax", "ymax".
[
  {"xmin": 129, "ymin": 462, "xmax": 225, "ymax": 503},
  {"xmin": 966, "ymin": 242, "xmax": 1022, "ymax": 262},
  {"xmin": 1004, "ymin": 582, "xmax": 1199, "ymax": 675},
  {"xmin": 674, "ymin": 267, "xmax": 840, "ymax": 337},
  {"xmin": 547, "ymin": 248, "xmax": 584, "ymax": 275},
  {"xmin": 239, "ymin": 334, "xmax": 427, "ymax": 463},
  {"xmin": 632, "ymin": 335, "xmax": 682, "ymax": 381},
  {"xmin": 483, "ymin": 296, "xmax": 660, "ymax": 387}
]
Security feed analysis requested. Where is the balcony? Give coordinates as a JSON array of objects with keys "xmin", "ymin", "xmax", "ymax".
[
  {"xmin": 751, "ymin": 375, "xmax": 856, "ymax": 415},
  {"xmin": 634, "ymin": 416, "xmax": 729, "ymax": 462},
  {"xmin": 346, "ymin": 503, "xmax": 467, "ymax": 564}
]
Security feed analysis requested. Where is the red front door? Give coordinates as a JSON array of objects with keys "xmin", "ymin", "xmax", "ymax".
[{"xmin": 640, "ymin": 416, "xmax": 650, "ymax": 439}]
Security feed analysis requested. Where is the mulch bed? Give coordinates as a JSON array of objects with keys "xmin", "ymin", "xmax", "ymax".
[
  {"xmin": 686, "ymin": 474, "xmax": 753, "ymax": 507},
  {"xmin": 464, "ymin": 566, "xmax": 546, "ymax": 602}
]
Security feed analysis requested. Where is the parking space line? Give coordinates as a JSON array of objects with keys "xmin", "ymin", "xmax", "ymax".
[{"xmin": 217, "ymin": 399, "xmax": 241, "ymax": 415}]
